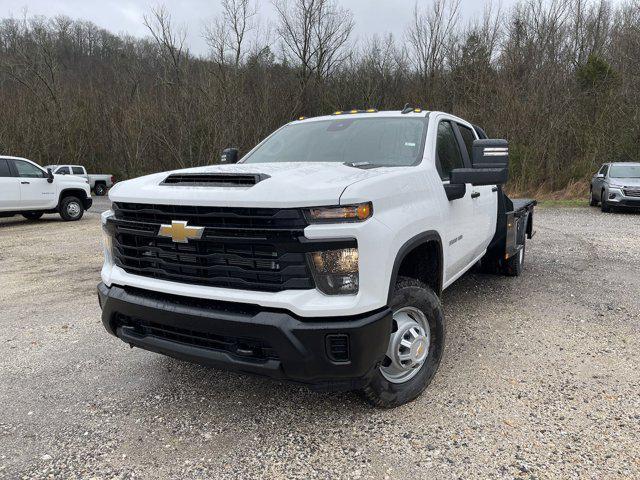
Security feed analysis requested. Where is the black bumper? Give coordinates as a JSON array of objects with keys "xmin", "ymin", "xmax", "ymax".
[
  {"xmin": 83, "ymin": 197, "xmax": 93, "ymax": 210},
  {"xmin": 98, "ymin": 283, "xmax": 392, "ymax": 391}
]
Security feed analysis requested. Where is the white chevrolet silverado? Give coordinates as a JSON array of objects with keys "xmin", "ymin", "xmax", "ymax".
[
  {"xmin": 0, "ymin": 156, "xmax": 92, "ymax": 221},
  {"xmin": 98, "ymin": 109, "xmax": 536, "ymax": 407}
]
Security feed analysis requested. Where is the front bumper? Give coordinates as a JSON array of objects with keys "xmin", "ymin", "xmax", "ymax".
[
  {"xmin": 607, "ymin": 189, "xmax": 640, "ymax": 208},
  {"xmin": 98, "ymin": 283, "xmax": 392, "ymax": 391}
]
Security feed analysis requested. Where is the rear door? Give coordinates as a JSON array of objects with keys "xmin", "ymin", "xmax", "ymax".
[
  {"xmin": 455, "ymin": 122, "xmax": 497, "ymax": 258},
  {"xmin": 435, "ymin": 118, "xmax": 477, "ymax": 281},
  {"xmin": 10, "ymin": 159, "xmax": 56, "ymax": 209},
  {"xmin": 0, "ymin": 159, "xmax": 20, "ymax": 209}
]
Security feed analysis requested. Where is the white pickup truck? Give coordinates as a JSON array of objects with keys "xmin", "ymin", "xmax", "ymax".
[
  {"xmin": 98, "ymin": 109, "xmax": 536, "ymax": 407},
  {"xmin": 0, "ymin": 156, "xmax": 92, "ymax": 221},
  {"xmin": 44, "ymin": 164, "xmax": 115, "ymax": 196}
]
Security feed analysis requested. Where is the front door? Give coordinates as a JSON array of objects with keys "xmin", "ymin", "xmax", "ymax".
[
  {"xmin": 434, "ymin": 119, "xmax": 477, "ymax": 282},
  {"xmin": 10, "ymin": 159, "xmax": 56, "ymax": 209}
]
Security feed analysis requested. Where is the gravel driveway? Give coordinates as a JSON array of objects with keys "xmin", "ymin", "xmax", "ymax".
[{"xmin": 1, "ymin": 203, "xmax": 638, "ymax": 479}]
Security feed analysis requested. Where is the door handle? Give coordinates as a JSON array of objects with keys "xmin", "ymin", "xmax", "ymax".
[
  {"xmin": 491, "ymin": 186, "xmax": 498, "ymax": 192},
  {"xmin": 471, "ymin": 192, "xmax": 480, "ymax": 199},
  {"xmin": 21, "ymin": 181, "xmax": 30, "ymax": 185}
]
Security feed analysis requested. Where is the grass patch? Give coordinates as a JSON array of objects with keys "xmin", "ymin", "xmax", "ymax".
[{"xmin": 537, "ymin": 199, "xmax": 587, "ymax": 208}]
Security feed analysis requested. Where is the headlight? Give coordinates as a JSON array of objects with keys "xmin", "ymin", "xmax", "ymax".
[
  {"xmin": 101, "ymin": 212, "xmax": 115, "ymax": 264},
  {"xmin": 609, "ymin": 184, "xmax": 623, "ymax": 189},
  {"xmin": 308, "ymin": 248, "xmax": 359, "ymax": 295},
  {"xmin": 304, "ymin": 202, "xmax": 372, "ymax": 223}
]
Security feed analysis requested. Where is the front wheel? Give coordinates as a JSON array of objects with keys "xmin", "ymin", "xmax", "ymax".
[
  {"xmin": 59, "ymin": 196, "xmax": 84, "ymax": 221},
  {"xmin": 22, "ymin": 211, "xmax": 44, "ymax": 220},
  {"xmin": 361, "ymin": 277, "xmax": 445, "ymax": 408},
  {"xmin": 589, "ymin": 188, "xmax": 598, "ymax": 206}
]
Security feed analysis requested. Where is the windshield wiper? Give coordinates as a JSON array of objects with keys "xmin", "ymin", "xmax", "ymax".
[{"xmin": 343, "ymin": 161, "xmax": 382, "ymax": 169}]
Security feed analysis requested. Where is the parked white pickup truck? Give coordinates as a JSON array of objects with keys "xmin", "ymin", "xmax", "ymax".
[
  {"xmin": 98, "ymin": 109, "xmax": 536, "ymax": 407},
  {"xmin": 44, "ymin": 164, "xmax": 115, "ymax": 196},
  {"xmin": 0, "ymin": 156, "xmax": 92, "ymax": 221}
]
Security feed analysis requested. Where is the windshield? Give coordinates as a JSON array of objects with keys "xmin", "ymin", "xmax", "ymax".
[
  {"xmin": 610, "ymin": 164, "xmax": 640, "ymax": 178},
  {"xmin": 242, "ymin": 117, "xmax": 426, "ymax": 167}
]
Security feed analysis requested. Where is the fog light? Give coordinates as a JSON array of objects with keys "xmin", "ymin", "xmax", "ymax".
[
  {"xmin": 308, "ymin": 248, "xmax": 359, "ymax": 295},
  {"xmin": 609, "ymin": 193, "xmax": 616, "ymax": 200}
]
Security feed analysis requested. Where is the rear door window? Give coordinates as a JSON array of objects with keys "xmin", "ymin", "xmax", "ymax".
[
  {"xmin": 72, "ymin": 166, "xmax": 84, "ymax": 175},
  {"xmin": 0, "ymin": 159, "xmax": 11, "ymax": 177},
  {"xmin": 56, "ymin": 166, "xmax": 71, "ymax": 175}
]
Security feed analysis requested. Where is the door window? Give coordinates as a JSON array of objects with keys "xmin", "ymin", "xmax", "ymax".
[
  {"xmin": 0, "ymin": 159, "xmax": 11, "ymax": 177},
  {"xmin": 56, "ymin": 166, "xmax": 71, "ymax": 175},
  {"xmin": 72, "ymin": 167, "xmax": 84, "ymax": 175},
  {"xmin": 13, "ymin": 160, "xmax": 45, "ymax": 178},
  {"xmin": 457, "ymin": 124, "xmax": 477, "ymax": 160},
  {"xmin": 436, "ymin": 121, "xmax": 465, "ymax": 181}
]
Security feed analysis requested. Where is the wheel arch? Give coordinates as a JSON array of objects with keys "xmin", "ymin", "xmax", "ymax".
[
  {"xmin": 387, "ymin": 231, "xmax": 444, "ymax": 304},
  {"xmin": 58, "ymin": 188, "xmax": 88, "ymax": 208}
]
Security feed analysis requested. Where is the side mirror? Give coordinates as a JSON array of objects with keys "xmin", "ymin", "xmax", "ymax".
[
  {"xmin": 47, "ymin": 168, "xmax": 54, "ymax": 183},
  {"xmin": 221, "ymin": 148, "xmax": 239, "ymax": 164},
  {"xmin": 450, "ymin": 139, "xmax": 509, "ymax": 186},
  {"xmin": 596, "ymin": 173, "xmax": 605, "ymax": 178}
]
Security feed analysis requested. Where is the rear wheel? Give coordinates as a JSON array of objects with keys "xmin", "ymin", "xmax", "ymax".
[
  {"xmin": 59, "ymin": 196, "xmax": 84, "ymax": 221},
  {"xmin": 361, "ymin": 277, "xmax": 445, "ymax": 408},
  {"xmin": 504, "ymin": 240, "xmax": 525, "ymax": 277},
  {"xmin": 94, "ymin": 183, "xmax": 107, "ymax": 196},
  {"xmin": 21, "ymin": 211, "xmax": 44, "ymax": 220},
  {"xmin": 601, "ymin": 190, "xmax": 611, "ymax": 212}
]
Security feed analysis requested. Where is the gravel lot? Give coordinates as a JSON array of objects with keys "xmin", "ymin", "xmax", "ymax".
[{"xmin": 1, "ymin": 201, "xmax": 638, "ymax": 479}]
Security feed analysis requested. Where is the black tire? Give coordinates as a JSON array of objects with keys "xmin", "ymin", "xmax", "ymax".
[
  {"xmin": 94, "ymin": 183, "xmax": 107, "ymax": 196},
  {"xmin": 361, "ymin": 277, "xmax": 445, "ymax": 408},
  {"xmin": 601, "ymin": 190, "xmax": 611, "ymax": 212},
  {"xmin": 504, "ymin": 240, "xmax": 525, "ymax": 277},
  {"xmin": 59, "ymin": 196, "xmax": 84, "ymax": 221},
  {"xmin": 21, "ymin": 211, "xmax": 44, "ymax": 220},
  {"xmin": 589, "ymin": 188, "xmax": 598, "ymax": 206}
]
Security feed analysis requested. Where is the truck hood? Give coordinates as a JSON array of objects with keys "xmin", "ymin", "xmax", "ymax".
[{"xmin": 108, "ymin": 162, "xmax": 384, "ymax": 207}]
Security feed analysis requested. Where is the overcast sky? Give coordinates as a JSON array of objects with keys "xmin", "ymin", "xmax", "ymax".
[{"xmin": 1, "ymin": 0, "xmax": 520, "ymax": 56}]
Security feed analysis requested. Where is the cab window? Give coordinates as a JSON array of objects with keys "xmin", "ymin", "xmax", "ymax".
[
  {"xmin": 72, "ymin": 167, "xmax": 84, "ymax": 175},
  {"xmin": 457, "ymin": 124, "xmax": 477, "ymax": 160},
  {"xmin": 56, "ymin": 166, "xmax": 71, "ymax": 175},
  {"xmin": 13, "ymin": 160, "xmax": 45, "ymax": 178},
  {"xmin": 0, "ymin": 159, "xmax": 11, "ymax": 177},
  {"xmin": 435, "ymin": 121, "xmax": 465, "ymax": 181}
]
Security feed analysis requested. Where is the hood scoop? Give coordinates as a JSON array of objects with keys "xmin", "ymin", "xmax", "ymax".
[{"xmin": 161, "ymin": 172, "xmax": 269, "ymax": 187}]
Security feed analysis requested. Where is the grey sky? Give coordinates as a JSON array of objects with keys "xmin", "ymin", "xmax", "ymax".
[{"xmin": 1, "ymin": 0, "xmax": 517, "ymax": 56}]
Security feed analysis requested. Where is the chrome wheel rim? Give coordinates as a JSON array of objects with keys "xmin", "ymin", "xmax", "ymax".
[
  {"xmin": 380, "ymin": 306, "xmax": 431, "ymax": 384},
  {"xmin": 67, "ymin": 202, "xmax": 81, "ymax": 217}
]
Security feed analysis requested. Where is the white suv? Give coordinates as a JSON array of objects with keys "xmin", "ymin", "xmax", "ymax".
[{"xmin": 0, "ymin": 156, "xmax": 92, "ymax": 221}]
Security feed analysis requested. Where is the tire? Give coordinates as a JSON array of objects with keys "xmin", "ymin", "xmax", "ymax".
[
  {"xmin": 59, "ymin": 196, "xmax": 84, "ymax": 221},
  {"xmin": 21, "ymin": 211, "xmax": 44, "ymax": 220},
  {"xmin": 504, "ymin": 240, "xmax": 525, "ymax": 277},
  {"xmin": 361, "ymin": 277, "xmax": 445, "ymax": 408},
  {"xmin": 589, "ymin": 188, "xmax": 598, "ymax": 206},
  {"xmin": 94, "ymin": 183, "xmax": 107, "ymax": 196},
  {"xmin": 601, "ymin": 190, "xmax": 611, "ymax": 213}
]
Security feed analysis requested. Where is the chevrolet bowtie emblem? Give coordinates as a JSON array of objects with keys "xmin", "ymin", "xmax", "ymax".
[{"xmin": 158, "ymin": 220, "xmax": 205, "ymax": 243}]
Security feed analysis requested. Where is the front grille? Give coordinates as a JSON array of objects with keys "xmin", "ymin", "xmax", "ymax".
[
  {"xmin": 116, "ymin": 314, "xmax": 279, "ymax": 361},
  {"xmin": 623, "ymin": 187, "xmax": 640, "ymax": 198},
  {"xmin": 110, "ymin": 202, "xmax": 315, "ymax": 292}
]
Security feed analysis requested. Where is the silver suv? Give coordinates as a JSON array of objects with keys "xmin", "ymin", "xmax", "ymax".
[{"xmin": 590, "ymin": 162, "xmax": 640, "ymax": 212}]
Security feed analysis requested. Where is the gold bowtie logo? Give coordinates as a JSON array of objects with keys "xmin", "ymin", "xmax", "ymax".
[{"xmin": 158, "ymin": 221, "xmax": 205, "ymax": 243}]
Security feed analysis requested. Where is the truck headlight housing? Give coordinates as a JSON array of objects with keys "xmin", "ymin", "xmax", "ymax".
[
  {"xmin": 304, "ymin": 203, "xmax": 372, "ymax": 223},
  {"xmin": 308, "ymin": 248, "xmax": 359, "ymax": 295},
  {"xmin": 101, "ymin": 211, "xmax": 115, "ymax": 264}
]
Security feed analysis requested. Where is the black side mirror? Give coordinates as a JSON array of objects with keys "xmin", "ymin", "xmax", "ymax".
[
  {"xmin": 450, "ymin": 139, "xmax": 509, "ymax": 186},
  {"xmin": 221, "ymin": 148, "xmax": 239, "ymax": 164},
  {"xmin": 47, "ymin": 168, "xmax": 54, "ymax": 183}
]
